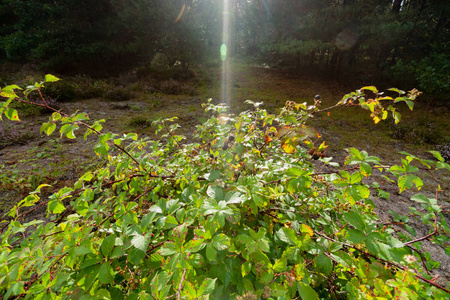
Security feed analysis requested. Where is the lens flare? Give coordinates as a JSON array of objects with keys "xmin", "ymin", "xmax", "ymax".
[
  {"xmin": 174, "ymin": 4, "xmax": 186, "ymax": 23},
  {"xmin": 220, "ymin": 44, "xmax": 227, "ymax": 61},
  {"xmin": 335, "ymin": 27, "xmax": 358, "ymax": 50}
]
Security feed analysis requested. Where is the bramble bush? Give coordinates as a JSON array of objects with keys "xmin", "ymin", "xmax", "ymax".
[{"xmin": 0, "ymin": 76, "xmax": 449, "ymax": 299}]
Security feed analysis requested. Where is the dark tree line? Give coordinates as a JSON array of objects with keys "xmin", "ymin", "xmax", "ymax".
[{"xmin": 0, "ymin": 0, "xmax": 448, "ymax": 94}]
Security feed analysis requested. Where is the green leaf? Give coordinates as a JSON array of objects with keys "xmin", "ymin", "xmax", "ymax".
[
  {"xmin": 99, "ymin": 263, "xmax": 114, "ymax": 284},
  {"xmin": 206, "ymin": 243, "xmax": 217, "ymax": 262},
  {"xmin": 40, "ymin": 122, "xmax": 56, "ymax": 135},
  {"xmin": 241, "ymin": 261, "xmax": 252, "ymax": 277},
  {"xmin": 329, "ymin": 242, "xmax": 343, "ymax": 253},
  {"xmin": 208, "ymin": 169, "xmax": 221, "ymax": 181},
  {"xmin": 60, "ymin": 124, "xmax": 78, "ymax": 139},
  {"xmin": 346, "ymin": 229, "xmax": 366, "ymax": 244},
  {"xmin": 212, "ymin": 234, "xmax": 230, "ymax": 250},
  {"xmin": 184, "ymin": 281, "xmax": 197, "ymax": 299},
  {"xmin": 388, "ymin": 88, "xmax": 405, "ymax": 95},
  {"xmin": 398, "ymin": 174, "xmax": 423, "ymax": 193},
  {"xmin": 160, "ymin": 242, "xmax": 178, "ymax": 256},
  {"xmin": 207, "ymin": 185, "xmax": 223, "ymax": 200},
  {"xmin": 4, "ymin": 107, "xmax": 20, "ymax": 121},
  {"xmin": 360, "ymin": 86, "xmax": 378, "ymax": 94},
  {"xmin": 5, "ymin": 281, "xmax": 25, "ymax": 298},
  {"xmin": 72, "ymin": 113, "xmax": 89, "ymax": 122},
  {"xmin": 170, "ymin": 224, "xmax": 188, "ymax": 246},
  {"xmin": 184, "ymin": 239, "xmax": 205, "ymax": 253},
  {"xmin": 100, "ymin": 234, "xmax": 116, "ymax": 258},
  {"xmin": 297, "ymin": 282, "xmax": 319, "ymax": 300},
  {"xmin": 49, "ymin": 200, "xmax": 65, "ymax": 214},
  {"xmin": 276, "ymin": 227, "xmax": 296, "ymax": 246},
  {"xmin": 45, "ymin": 74, "xmax": 60, "ymax": 82},
  {"xmin": 225, "ymin": 192, "xmax": 244, "ymax": 204},
  {"xmin": 343, "ymin": 211, "xmax": 366, "ymax": 232},
  {"xmin": 429, "ymin": 150, "xmax": 444, "ymax": 162},
  {"xmin": 164, "ymin": 215, "xmax": 179, "ymax": 229},
  {"xmin": 131, "ymin": 232, "xmax": 148, "ymax": 252},
  {"xmin": 190, "ymin": 253, "xmax": 205, "ymax": 268},
  {"xmin": 315, "ymin": 254, "xmax": 333, "ymax": 275},
  {"xmin": 272, "ymin": 258, "xmax": 287, "ymax": 272},
  {"xmin": 286, "ymin": 167, "xmax": 304, "ymax": 176},
  {"xmin": 198, "ymin": 278, "xmax": 217, "ymax": 296}
]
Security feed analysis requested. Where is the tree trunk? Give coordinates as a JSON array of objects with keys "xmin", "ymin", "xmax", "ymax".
[{"xmin": 392, "ymin": 0, "xmax": 403, "ymax": 14}]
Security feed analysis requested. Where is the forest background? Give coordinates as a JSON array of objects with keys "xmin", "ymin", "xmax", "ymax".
[{"xmin": 0, "ymin": 0, "xmax": 448, "ymax": 96}]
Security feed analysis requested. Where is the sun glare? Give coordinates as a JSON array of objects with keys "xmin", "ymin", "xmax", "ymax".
[{"xmin": 221, "ymin": 0, "xmax": 231, "ymax": 106}]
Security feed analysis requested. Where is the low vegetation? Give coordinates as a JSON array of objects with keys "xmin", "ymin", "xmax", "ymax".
[{"xmin": 0, "ymin": 76, "xmax": 448, "ymax": 299}]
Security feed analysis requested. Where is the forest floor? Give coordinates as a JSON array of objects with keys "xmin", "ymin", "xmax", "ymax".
[{"xmin": 0, "ymin": 61, "xmax": 449, "ymax": 283}]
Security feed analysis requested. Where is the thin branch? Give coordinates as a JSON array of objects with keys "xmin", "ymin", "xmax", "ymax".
[
  {"xmin": 406, "ymin": 245, "xmax": 431, "ymax": 275},
  {"xmin": 313, "ymin": 231, "xmax": 450, "ymax": 294},
  {"xmin": 404, "ymin": 212, "xmax": 438, "ymax": 245},
  {"xmin": 176, "ymin": 268, "xmax": 187, "ymax": 300},
  {"xmin": 24, "ymin": 253, "xmax": 68, "ymax": 292}
]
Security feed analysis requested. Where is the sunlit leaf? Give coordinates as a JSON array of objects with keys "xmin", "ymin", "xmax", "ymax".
[{"xmin": 45, "ymin": 74, "xmax": 60, "ymax": 82}]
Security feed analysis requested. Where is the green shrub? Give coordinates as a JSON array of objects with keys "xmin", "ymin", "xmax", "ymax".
[
  {"xmin": 158, "ymin": 79, "xmax": 198, "ymax": 96},
  {"xmin": 104, "ymin": 86, "xmax": 134, "ymax": 102},
  {"xmin": 42, "ymin": 80, "xmax": 78, "ymax": 102},
  {"xmin": 389, "ymin": 118, "xmax": 445, "ymax": 145},
  {"xmin": 389, "ymin": 53, "xmax": 450, "ymax": 97},
  {"xmin": 128, "ymin": 115, "xmax": 151, "ymax": 129},
  {"xmin": 0, "ymin": 77, "xmax": 449, "ymax": 299}
]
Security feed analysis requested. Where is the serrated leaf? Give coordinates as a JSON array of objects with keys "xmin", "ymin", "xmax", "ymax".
[
  {"xmin": 286, "ymin": 167, "xmax": 304, "ymax": 177},
  {"xmin": 277, "ymin": 227, "xmax": 300, "ymax": 247},
  {"xmin": 241, "ymin": 261, "xmax": 252, "ymax": 277},
  {"xmin": 72, "ymin": 113, "xmax": 89, "ymax": 122},
  {"xmin": 60, "ymin": 124, "xmax": 78, "ymax": 139},
  {"xmin": 49, "ymin": 200, "xmax": 65, "ymax": 214},
  {"xmin": 165, "ymin": 215, "xmax": 179, "ymax": 229}
]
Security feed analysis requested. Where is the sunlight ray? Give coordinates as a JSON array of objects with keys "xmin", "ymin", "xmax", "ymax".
[{"xmin": 221, "ymin": 0, "xmax": 231, "ymax": 106}]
